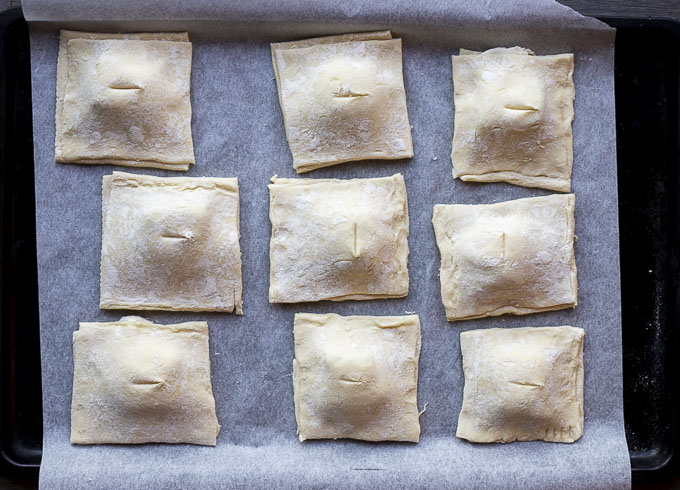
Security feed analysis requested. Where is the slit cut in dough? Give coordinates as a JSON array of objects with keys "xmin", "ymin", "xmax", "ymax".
[
  {"xmin": 70, "ymin": 316, "xmax": 220, "ymax": 445},
  {"xmin": 100, "ymin": 171, "xmax": 242, "ymax": 313},
  {"xmin": 271, "ymin": 31, "xmax": 413, "ymax": 172},
  {"xmin": 451, "ymin": 47, "xmax": 575, "ymax": 192},
  {"xmin": 293, "ymin": 313, "xmax": 421, "ymax": 442},
  {"xmin": 55, "ymin": 30, "xmax": 194, "ymax": 171},
  {"xmin": 268, "ymin": 174, "xmax": 409, "ymax": 303},
  {"xmin": 457, "ymin": 326, "xmax": 584, "ymax": 443},
  {"xmin": 432, "ymin": 194, "xmax": 577, "ymax": 322}
]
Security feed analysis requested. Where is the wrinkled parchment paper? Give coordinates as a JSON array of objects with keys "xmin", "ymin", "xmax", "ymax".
[{"xmin": 23, "ymin": 0, "xmax": 631, "ymax": 487}]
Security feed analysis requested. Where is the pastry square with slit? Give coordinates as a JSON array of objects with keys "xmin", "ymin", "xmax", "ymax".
[
  {"xmin": 451, "ymin": 47, "xmax": 575, "ymax": 192},
  {"xmin": 271, "ymin": 31, "xmax": 413, "ymax": 172},
  {"xmin": 457, "ymin": 326, "xmax": 584, "ymax": 443},
  {"xmin": 268, "ymin": 174, "xmax": 409, "ymax": 303},
  {"xmin": 71, "ymin": 316, "xmax": 220, "ymax": 445},
  {"xmin": 56, "ymin": 30, "xmax": 194, "ymax": 171},
  {"xmin": 432, "ymin": 194, "xmax": 577, "ymax": 322},
  {"xmin": 293, "ymin": 313, "xmax": 421, "ymax": 442},
  {"xmin": 100, "ymin": 171, "xmax": 242, "ymax": 313}
]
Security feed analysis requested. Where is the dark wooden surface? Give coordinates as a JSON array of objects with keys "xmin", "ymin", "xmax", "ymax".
[
  {"xmin": 562, "ymin": 0, "xmax": 680, "ymax": 19},
  {"xmin": 4, "ymin": 0, "xmax": 680, "ymax": 18}
]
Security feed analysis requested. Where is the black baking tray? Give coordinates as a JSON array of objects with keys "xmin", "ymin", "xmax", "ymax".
[{"xmin": 0, "ymin": 7, "xmax": 678, "ymax": 487}]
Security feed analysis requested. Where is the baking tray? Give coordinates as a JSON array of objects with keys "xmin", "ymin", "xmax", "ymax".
[
  {"xmin": 0, "ymin": 6, "xmax": 42, "ymax": 482},
  {"xmin": 0, "ymin": 6, "xmax": 678, "ymax": 486},
  {"xmin": 603, "ymin": 16, "xmax": 680, "ymax": 484}
]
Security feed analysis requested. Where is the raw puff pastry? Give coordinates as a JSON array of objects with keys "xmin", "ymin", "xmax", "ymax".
[
  {"xmin": 268, "ymin": 174, "xmax": 409, "ymax": 303},
  {"xmin": 100, "ymin": 171, "xmax": 242, "ymax": 313},
  {"xmin": 71, "ymin": 316, "xmax": 220, "ymax": 445},
  {"xmin": 293, "ymin": 313, "xmax": 421, "ymax": 442},
  {"xmin": 55, "ymin": 30, "xmax": 194, "ymax": 171},
  {"xmin": 271, "ymin": 31, "xmax": 413, "ymax": 172},
  {"xmin": 432, "ymin": 194, "xmax": 577, "ymax": 322},
  {"xmin": 451, "ymin": 47, "xmax": 575, "ymax": 192},
  {"xmin": 457, "ymin": 326, "xmax": 584, "ymax": 443}
]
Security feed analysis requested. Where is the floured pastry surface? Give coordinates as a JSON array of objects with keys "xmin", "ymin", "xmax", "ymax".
[
  {"xmin": 293, "ymin": 313, "xmax": 421, "ymax": 442},
  {"xmin": 100, "ymin": 171, "xmax": 242, "ymax": 313},
  {"xmin": 268, "ymin": 174, "xmax": 409, "ymax": 303},
  {"xmin": 457, "ymin": 326, "xmax": 584, "ymax": 443},
  {"xmin": 432, "ymin": 194, "xmax": 577, "ymax": 322},
  {"xmin": 451, "ymin": 47, "xmax": 575, "ymax": 192},
  {"xmin": 56, "ymin": 30, "xmax": 194, "ymax": 170},
  {"xmin": 71, "ymin": 316, "xmax": 220, "ymax": 445},
  {"xmin": 271, "ymin": 31, "xmax": 413, "ymax": 172}
]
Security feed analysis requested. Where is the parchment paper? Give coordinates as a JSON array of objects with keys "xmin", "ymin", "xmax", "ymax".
[{"xmin": 23, "ymin": 0, "xmax": 631, "ymax": 488}]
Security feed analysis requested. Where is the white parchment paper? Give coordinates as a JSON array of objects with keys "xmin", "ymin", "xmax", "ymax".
[{"xmin": 23, "ymin": 0, "xmax": 631, "ymax": 488}]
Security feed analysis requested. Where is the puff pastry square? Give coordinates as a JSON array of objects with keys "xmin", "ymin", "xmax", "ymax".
[
  {"xmin": 100, "ymin": 171, "xmax": 242, "ymax": 313},
  {"xmin": 71, "ymin": 316, "xmax": 220, "ymax": 445},
  {"xmin": 271, "ymin": 31, "xmax": 413, "ymax": 172},
  {"xmin": 451, "ymin": 47, "xmax": 575, "ymax": 192},
  {"xmin": 457, "ymin": 326, "xmax": 585, "ymax": 443},
  {"xmin": 432, "ymin": 194, "xmax": 577, "ymax": 322},
  {"xmin": 55, "ymin": 30, "xmax": 194, "ymax": 171},
  {"xmin": 293, "ymin": 313, "xmax": 421, "ymax": 442},
  {"xmin": 268, "ymin": 174, "xmax": 409, "ymax": 303}
]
